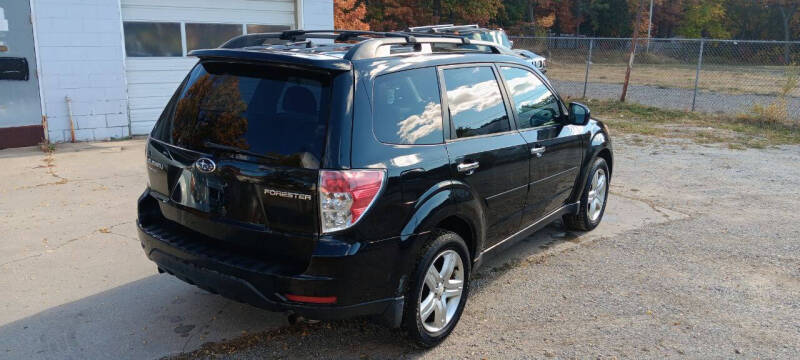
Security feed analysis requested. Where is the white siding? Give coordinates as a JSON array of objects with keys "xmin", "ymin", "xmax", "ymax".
[
  {"xmin": 33, "ymin": 0, "xmax": 130, "ymax": 142},
  {"xmin": 302, "ymin": 0, "xmax": 334, "ymax": 29},
  {"xmin": 31, "ymin": 0, "xmax": 332, "ymax": 140},
  {"xmin": 124, "ymin": 58, "xmax": 196, "ymax": 135},
  {"xmin": 122, "ymin": 0, "xmax": 295, "ymax": 24},
  {"xmin": 121, "ymin": 0, "xmax": 298, "ymax": 135}
]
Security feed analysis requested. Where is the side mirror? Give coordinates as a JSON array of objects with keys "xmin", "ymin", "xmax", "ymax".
[{"xmin": 568, "ymin": 102, "xmax": 591, "ymax": 126}]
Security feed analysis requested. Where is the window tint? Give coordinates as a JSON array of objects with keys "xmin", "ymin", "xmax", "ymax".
[
  {"xmin": 442, "ymin": 66, "xmax": 510, "ymax": 138},
  {"xmin": 123, "ymin": 22, "xmax": 182, "ymax": 57},
  {"xmin": 500, "ymin": 66, "xmax": 561, "ymax": 129},
  {"xmin": 373, "ymin": 68, "xmax": 443, "ymax": 145},
  {"xmin": 186, "ymin": 23, "xmax": 243, "ymax": 52},
  {"xmin": 153, "ymin": 62, "xmax": 330, "ymax": 161}
]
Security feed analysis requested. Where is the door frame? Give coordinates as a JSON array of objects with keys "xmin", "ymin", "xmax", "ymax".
[
  {"xmin": 435, "ymin": 62, "xmax": 519, "ymax": 143},
  {"xmin": 493, "ymin": 62, "xmax": 569, "ymax": 129}
]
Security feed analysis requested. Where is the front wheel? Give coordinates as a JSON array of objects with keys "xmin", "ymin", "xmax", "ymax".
[
  {"xmin": 564, "ymin": 157, "xmax": 609, "ymax": 231},
  {"xmin": 403, "ymin": 231, "xmax": 470, "ymax": 348}
]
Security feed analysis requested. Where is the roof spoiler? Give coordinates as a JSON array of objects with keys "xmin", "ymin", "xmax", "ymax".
[{"xmin": 188, "ymin": 49, "xmax": 352, "ymax": 72}]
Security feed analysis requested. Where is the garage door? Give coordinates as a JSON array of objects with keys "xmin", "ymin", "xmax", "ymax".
[{"xmin": 121, "ymin": 0, "xmax": 295, "ymax": 135}]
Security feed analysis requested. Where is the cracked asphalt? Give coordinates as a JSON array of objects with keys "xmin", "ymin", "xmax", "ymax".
[{"xmin": 1, "ymin": 137, "xmax": 798, "ymax": 359}]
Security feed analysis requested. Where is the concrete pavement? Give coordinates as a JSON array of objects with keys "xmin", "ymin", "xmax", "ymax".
[{"xmin": 0, "ymin": 139, "xmax": 678, "ymax": 359}]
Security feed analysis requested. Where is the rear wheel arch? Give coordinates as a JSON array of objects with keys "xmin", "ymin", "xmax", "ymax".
[{"xmin": 435, "ymin": 216, "xmax": 477, "ymax": 262}]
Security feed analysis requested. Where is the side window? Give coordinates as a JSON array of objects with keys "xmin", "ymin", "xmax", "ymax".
[
  {"xmin": 442, "ymin": 66, "xmax": 510, "ymax": 139},
  {"xmin": 373, "ymin": 67, "xmax": 444, "ymax": 145},
  {"xmin": 500, "ymin": 66, "xmax": 562, "ymax": 129}
]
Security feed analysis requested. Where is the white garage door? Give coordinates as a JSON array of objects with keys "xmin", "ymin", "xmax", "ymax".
[{"xmin": 121, "ymin": 0, "xmax": 295, "ymax": 135}]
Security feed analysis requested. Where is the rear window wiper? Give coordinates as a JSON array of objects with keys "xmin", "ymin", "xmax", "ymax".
[{"xmin": 203, "ymin": 141, "xmax": 280, "ymax": 161}]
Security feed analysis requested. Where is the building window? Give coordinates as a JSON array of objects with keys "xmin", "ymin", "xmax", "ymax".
[
  {"xmin": 186, "ymin": 23, "xmax": 243, "ymax": 52},
  {"xmin": 123, "ymin": 22, "xmax": 182, "ymax": 57},
  {"xmin": 123, "ymin": 22, "xmax": 294, "ymax": 58},
  {"xmin": 246, "ymin": 24, "xmax": 291, "ymax": 34}
]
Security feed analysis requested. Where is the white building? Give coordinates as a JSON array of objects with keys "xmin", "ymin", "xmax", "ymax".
[{"xmin": 0, "ymin": 0, "xmax": 333, "ymax": 149}]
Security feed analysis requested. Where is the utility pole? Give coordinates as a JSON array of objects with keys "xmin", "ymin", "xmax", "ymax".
[
  {"xmin": 621, "ymin": 0, "xmax": 646, "ymax": 102},
  {"xmin": 646, "ymin": 0, "xmax": 654, "ymax": 52}
]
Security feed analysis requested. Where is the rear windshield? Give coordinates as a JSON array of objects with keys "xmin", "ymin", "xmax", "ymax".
[{"xmin": 151, "ymin": 61, "xmax": 331, "ymax": 164}]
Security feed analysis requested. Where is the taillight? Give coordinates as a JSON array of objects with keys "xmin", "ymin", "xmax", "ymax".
[{"xmin": 319, "ymin": 169, "xmax": 385, "ymax": 233}]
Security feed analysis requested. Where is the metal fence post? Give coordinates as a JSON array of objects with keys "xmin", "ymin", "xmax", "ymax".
[
  {"xmin": 583, "ymin": 39, "xmax": 594, "ymax": 98},
  {"xmin": 692, "ymin": 39, "xmax": 705, "ymax": 112}
]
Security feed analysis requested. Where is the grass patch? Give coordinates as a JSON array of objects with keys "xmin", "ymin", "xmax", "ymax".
[{"xmin": 573, "ymin": 98, "xmax": 800, "ymax": 148}]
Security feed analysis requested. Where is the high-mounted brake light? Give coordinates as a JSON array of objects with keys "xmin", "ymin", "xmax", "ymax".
[{"xmin": 319, "ymin": 169, "xmax": 385, "ymax": 233}]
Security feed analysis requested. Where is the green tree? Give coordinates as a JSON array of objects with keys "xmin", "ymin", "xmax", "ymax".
[
  {"xmin": 677, "ymin": 0, "xmax": 730, "ymax": 38},
  {"xmin": 587, "ymin": 0, "xmax": 632, "ymax": 37},
  {"xmin": 442, "ymin": 0, "xmax": 504, "ymax": 25}
]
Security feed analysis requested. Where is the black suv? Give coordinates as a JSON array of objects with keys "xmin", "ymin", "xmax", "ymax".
[{"xmin": 137, "ymin": 30, "xmax": 613, "ymax": 347}]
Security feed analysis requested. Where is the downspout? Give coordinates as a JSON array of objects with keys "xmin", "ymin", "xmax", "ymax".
[
  {"xmin": 114, "ymin": 0, "xmax": 132, "ymax": 138},
  {"xmin": 65, "ymin": 96, "xmax": 75, "ymax": 143},
  {"xmin": 295, "ymin": 0, "xmax": 304, "ymax": 29}
]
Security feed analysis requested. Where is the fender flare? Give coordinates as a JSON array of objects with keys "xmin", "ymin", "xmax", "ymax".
[
  {"xmin": 399, "ymin": 180, "xmax": 486, "ymax": 262},
  {"xmin": 570, "ymin": 128, "xmax": 613, "ymax": 204}
]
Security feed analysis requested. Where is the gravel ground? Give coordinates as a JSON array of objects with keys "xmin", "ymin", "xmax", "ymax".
[
  {"xmin": 551, "ymin": 80, "xmax": 800, "ymax": 118},
  {"xmin": 170, "ymin": 137, "xmax": 800, "ymax": 359}
]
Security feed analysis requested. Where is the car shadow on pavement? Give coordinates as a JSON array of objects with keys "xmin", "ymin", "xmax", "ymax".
[
  {"xmin": 2, "ymin": 194, "xmax": 660, "ymax": 359},
  {"xmin": 0, "ymin": 274, "xmax": 289, "ymax": 360},
  {"xmin": 0, "ymin": 224, "xmax": 573, "ymax": 360}
]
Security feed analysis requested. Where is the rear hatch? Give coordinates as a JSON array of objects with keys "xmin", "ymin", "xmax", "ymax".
[{"xmin": 145, "ymin": 59, "xmax": 336, "ymax": 270}]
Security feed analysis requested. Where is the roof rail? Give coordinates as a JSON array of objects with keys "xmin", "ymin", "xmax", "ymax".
[
  {"xmin": 407, "ymin": 24, "xmax": 481, "ymax": 33},
  {"xmin": 407, "ymin": 24, "xmax": 455, "ymax": 32},
  {"xmin": 221, "ymin": 30, "xmax": 417, "ymax": 49},
  {"xmin": 219, "ymin": 29, "xmax": 515, "ymax": 61},
  {"xmin": 344, "ymin": 36, "xmax": 514, "ymax": 60}
]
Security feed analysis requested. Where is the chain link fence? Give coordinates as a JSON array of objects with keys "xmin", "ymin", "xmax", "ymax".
[{"xmin": 511, "ymin": 36, "xmax": 800, "ymax": 123}]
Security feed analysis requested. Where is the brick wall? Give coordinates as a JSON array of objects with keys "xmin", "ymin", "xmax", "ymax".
[{"xmin": 33, "ymin": 0, "xmax": 129, "ymax": 142}]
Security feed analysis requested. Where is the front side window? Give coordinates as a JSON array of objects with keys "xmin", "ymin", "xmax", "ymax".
[
  {"xmin": 442, "ymin": 66, "xmax": 510, "ymax": 139},
  {"xmin": 123, "ymin": 22, "xmax": 182, "ymax": 57},
  {"xmin": 500, "ymin": 66, "xmax": 561, "ymax": 129},
  {"xmin": 373, "ymin": 68, "xmax": 444, "ymax": 145}
]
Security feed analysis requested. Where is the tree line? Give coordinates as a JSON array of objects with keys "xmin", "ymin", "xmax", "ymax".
[{"xmin": 335, "ymin": 0, "xmax": 800, "ymax": 41}]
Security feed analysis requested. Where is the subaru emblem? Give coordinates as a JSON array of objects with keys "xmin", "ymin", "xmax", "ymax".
[{"xmin": 195, "ymin": 158, "xmax": 216, "ymax": 173}]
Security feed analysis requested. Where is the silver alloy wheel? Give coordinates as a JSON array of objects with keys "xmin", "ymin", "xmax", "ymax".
[
  {"xmin": 587, "ymin": 168, "xmax": 608, "ymax": 222},
  {"xmin": 418, "ymin": 249, "xmax": 465, "ymax": 334}
]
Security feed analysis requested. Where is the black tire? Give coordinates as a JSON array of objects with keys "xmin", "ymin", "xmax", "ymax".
[
  {"xmin": 402, "ymin": 231, "xmax": 471, "ymax": 348},
  {"xmin": 564, "ymin": 157, "xmax": 610, "ymax": 231}
]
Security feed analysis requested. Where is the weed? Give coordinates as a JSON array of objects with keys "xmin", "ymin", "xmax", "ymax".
[
  {"xmin": 579, "ymin": 98, "xmax": 800, "ymax": 147},
  {"xmin": 750, "ymin": 65, "xmax": 799, "ymax": 126}
]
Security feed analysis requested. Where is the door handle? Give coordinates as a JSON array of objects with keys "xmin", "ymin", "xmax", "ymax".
[
  {"xmin": 457, "ymin": 161, "xmax": 480, "ymax": 174},
  {"xmin": 531, "ymin": 146, "xmax": 546, "ymax": 158}
]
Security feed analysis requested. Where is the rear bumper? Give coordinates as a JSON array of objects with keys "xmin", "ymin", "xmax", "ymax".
[{"xmin": 137, "ymin": 211, "xmax": 407, "ymax": 326}]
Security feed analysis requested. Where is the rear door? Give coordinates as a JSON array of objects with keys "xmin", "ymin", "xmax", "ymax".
[
  {"xmin": 145, "ymin": 60, "xmax": 333, "ymax": 263},
  {"xmin": 440, "ymin": 64, "xmax": 530, "ymax": 247},
  {"xmin": 497, "ymin": 65, "xmax": 583, "ymax": 225}
]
